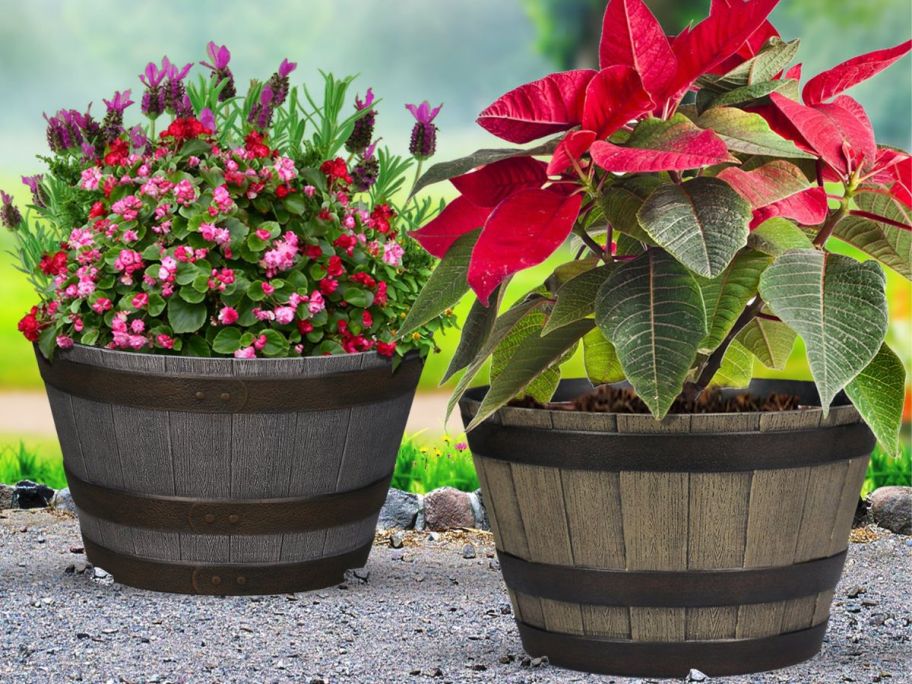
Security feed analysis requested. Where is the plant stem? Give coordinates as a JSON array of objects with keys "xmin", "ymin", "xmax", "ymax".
[
  {"xmin": 694, "ymin": 296, "xmax": 767, "ymax": 389},
  {"xmin": 577, "ymin": 229, "xmax": 609, "ymax": 264},
  {"xmin": 813, "ymin": 196, "xmax": 851, "ymax": 246}
]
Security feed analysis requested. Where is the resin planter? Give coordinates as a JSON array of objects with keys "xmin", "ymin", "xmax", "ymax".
[
  {"xmin": 461, "ymin": 380, "xmax": 874, "ymax": 679},
  {"xmin": 37, "ymin": 345, "xmax": 421, "ymax": 595}
]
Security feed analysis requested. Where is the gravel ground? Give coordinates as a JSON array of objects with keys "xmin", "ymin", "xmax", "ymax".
[{"xmin": 1, "ymin": 510, "xmax": 909, "ymax": 684}]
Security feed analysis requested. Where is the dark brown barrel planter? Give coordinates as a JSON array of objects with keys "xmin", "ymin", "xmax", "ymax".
[
  {"xmin": 37, "ymin": 344, "xmax": 421, "ymax": 595},
  {"xmin": 461, "ymin": 379, "xmax": 874, "ymax": 679}
]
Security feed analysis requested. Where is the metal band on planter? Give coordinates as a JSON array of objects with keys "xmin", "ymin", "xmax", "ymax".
[
  {"xmin": 498, "ymin": 550, "xmax": 848, "ymax": 607},
  {"xmin": 516, "ymin": 622, "xmax": 829, "ymax": 679},
  {"xmin": 37, "ymin": 351, "xmax": 422, "ymax": 413},
  {"xmin": 82, "ymin": 538, "xmax": 372, "ymax": 596},
  {"xmin": 65, "ymin": 467, "xmax": 391, "ymax": 534}
]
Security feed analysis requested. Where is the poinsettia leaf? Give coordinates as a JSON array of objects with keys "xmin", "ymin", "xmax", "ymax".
[
  {"xmin": 696, "ymin": 107, "xmax": 814, "ymax": 158},
  {"xmin": 543, "ymin": 264, "xmax": 613, "ymax": 335},
  {"xmin": 595, "ymin": 250, "xmax": 707, "ymax": 419},
  {"xmin": 451, "ymin": 157, "xmax": 548, "ymax": 208},
  {"xmin": 598, "ymin": 174, "xmax": 662, "ymax": 243},
  {"xmin": 702, "ymin": 78, "xmax": 797, "ymax": 111},
  {"xmin": 699, "ymin": 38, "xmax": 800, "ymax": 91},
  {"xmin": 835, "ymin": 191, "xmax": 912, "ymax": 279},
  {"xmin": 751, "ymin": 187, "xmax": 829, "ymax": 227},
  {"xmin": 581, "ymin": 65, "xmax": 655, "ymax": 138},
  {"xmin": 845, "ymin": 343, "xmax": 906, "ymax": 457},
  {"xmin": 803, "ymin": 40, "xmax": 912, "ymax": 106},
  {"xmin": 718, "ymin": 160, "xmax": 811, "ymax": 208},
  {"xmin": 710, "ymin": 338, "xmax": 754, "ymax": 388},
  {"xmin": 582, "ymin": 328, "xmax": 626, "ymax": 384},
  {"xmin": 467, "ymin": 318, "xmax": 593, "ymax": 430},
  {"xmin": 410, "ymin": 138, "xmax": 561, "ymax": 197},
  {"xmin": 591, "ymin": 114, "xmax": 734, "ymax": 173},
  {"xmin": 476, "ymin": 69, "xmax": 597, "ymax": 144},
  {"xmin": 491, "ymin": 309, "xmax": 548, "ymax": 386},
  {"xmin": 598, "ymin": 0, "xmax": 677, "ymax": 98},
  {"xmin": 748, "ymin": 217, "xmax": 814, "ymax": 256},
  {"xmin": 442, "ymin": 285, "xmax": 505, "ymax": 383},
  {"xmin": 399, "ymin": 229, "xmax": 480, "ymax": 337},
  {"xmin": 410, "ymin": 196, "xmax": 490, "ymax": 258},
  {"xmin": 698, "ymin": 249, "xmax": 770, "ymax": 353},
  {"xmin": 637, "ymin": 177, "xmax": 752, "ymax": 277},
  {"xmin": 468, "ymin": 189, "xmax": 583, "ymax": 304},
  {"xmin": 735, "ymin": 314, "xmax": 797, "ymax": 370},
  {"xmin": 547, "ymin": 130, "xmax": 598, "ymax": 175},
  {"xmin": 758, "ymin": 249, "xmax": 888, "ymax": 412}
]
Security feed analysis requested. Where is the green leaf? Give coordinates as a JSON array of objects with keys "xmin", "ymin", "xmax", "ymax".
[
  {"xmin": 543, "ymin": 265, "xmax": 612, "ymax": 335},
  {"xmin": 183, "ymin": 335, "xmax": 211, "ymax": 356},
  {"xmin": 38, "ymin": 325, "xmax": 58, "ymax": 359},
  {"xmin": 442, "ymin": 286, "xmax": 504, "ymax": 383},
  {"xmin": 598, "ymin": 175, "xmax": 662, "ymax": 243},
  {"xmin": 284, "ymin": 195, "xmax": 307, "ymax": 216},
  {"xmin": 845, "ymin": 344, "xmax": 906, "ymax": 457},
  {"xmin": 466, "ymin": 319, "xmax": 593, "ymax": 430},
  {"xmin": 595, "ymin": 250, "xmax": 707, "ymax": 419},
  {"xmin": 698, "ymin": 250, "xmax": 770, "ymax": 353},
  {"xmin": 834, "ymin": 191, "xmax": 911, "ymax": 279},
  {"xmin": 734, "ymin": 315, "xmax": 796, "ymax": 370},
  {"xmin": 758, "ymin": 250, "xmax": 888, "ymax": 411},
  {"xmin": 342, "ymin": 287, "xmax": 375, "ymax": 308},
  {"xmin": 490, "ymin": 306, "xmax": 566, "ymax": 403},
  {"xmin": 696, "ymin": 107, "xmax": 814, "ymax": 159},
  {"xmin": 399, "ymin": 230, "xmax": 480, "ymax": 337},
  {"xmin": 710, "ymin": 339, "xmax": 754, "ymax": 388},
  {"xmin": 147, "ymin": 293, "xmax": 166, "ymax": 317},
  {"xmin": 168, "ymin": 297, "xmax": 208, "ymax": 334},
  {"xmin": 638, "ymin": 177, "xmax": 751, "ymax": 278},
  {"xmin": 748, "ymin": 217, "xmax": 815, "ymax": 256},
  {"xmin": 698, "ymin": 39, "xmax": 800, "ymax": 91},
  {"xmin": 702, "ymin": 79, "xmax": 796, "ymax": 111},
  {"xmin": 261, "ymin": 329, "xmax": 289, "ymax": 357},
  {"xmin": 582, "ymin": 328, "xmax": 625, "ymax": 384},
  {"xmin": 212, "ymin": 327, "xmax": 243, "ymax": 354},
  {"xmin": 180, "ymin": 285, "xmax": 207, "ymax": 303}
]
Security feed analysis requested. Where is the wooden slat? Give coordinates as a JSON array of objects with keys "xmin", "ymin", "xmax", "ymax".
[
  {"xmin": 828, "ymin": 456, "xmax": 870, "ymax": 556},
  {"xmin": 561, "ymin": 470, "xmax": 625, "ymax": 569}
]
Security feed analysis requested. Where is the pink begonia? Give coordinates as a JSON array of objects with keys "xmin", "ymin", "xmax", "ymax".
[
  {"xmin": 256, "ymin": 228, "xmax": 271, "ymax": 240},
  {"xmin": 234, "ymin": 346, "xmax": 256, "ymax": 359},
  {"xmin": 68, "ymin": 228, "xmax": 94, "ymax": 249},
  {"xmin": 72, "ymin": 317, "xmax": 84, "ymax": 333},
  {"xmin": 307, "ymin": 290, "xmax": 325, "ymax": 315},
  {"xmin": 253, "ymin": 307, "xmax": 275, "ymax": 321},
  {"xmin": 137, "ymin": 164, "xmax": 150, "ymax": 178},
  {"xmin": 132, "ymin": 292, "xmax": 149, "ymax": 309},
  {"xmin": 253, "ymin": 335, "xmax": 268, "ymax": 351},
  {"xmin": 303, "ymin": 185, "xmax": 316, "ymax": 197},
  {"xmin": 159, "ymin": 256, "xmax": 177, "ymax": 281},
  {"xmin": 213, "ymin": 185, "xmax": 235, "ymax": 213},
  {"xmin": 261, "ymin": 281, "xmax": 275, "ymax": 296},
  {"xmin": 130, "ymin": 319, "xmax": 145, "ymax": 334},
  {"xmin": 218, "ymin": 307, "xmax": 239, "ymax": 325},
  {"xmin": 156, "ymin": 334, "xmax": 175, "ymax": 349},
  {"xmin": 122, "ymin": 229, "xmax": 139, "ymax": 242},
  {"xmin": 274, "ymin": 156, "xmax": 298, "ymax": 182},
  {"xmin": 199, "ymin": 222, "xmax": 231, "ymax": 245},
  {"xmin": 383, "ymin": 242, "xmax": 404, "ymax": 266},
  {"xmin": 80, "ymin": 167, "xmax": 103, "ymax": 190},
  {"xmin": 112, "ymin": 195, "xmax": 143, "ymax": 221},
  {"xmin": 342, "ymin": 215, "xmax": 356, "ymax": 229},
  {"xmin": 114, "ymin": 248, "xmax": 144, "ymax": 284},
  {"xmin": 56, "ymin": 335, "xmax": 74, "ymax": 349},
  {"xmin": 274, "ymin": 306, "xmax": 295, "ymax": 325},
  {"xmin": 173, "ymin": 179, "xmax": 197, "ymax": 205},
  {"xmin": 92, "ymin": 298, "xmax": 113, "ymax": 314},
  {"xmin": 288, "ymin": 292, "xmax": 305, "ymax": 308},
  {"xmin": 261, "ymin": 231, "xmax": 299, "ymax": 277},
  {"xmin": 154, "ymin": 204, "xmax": 171, "ymax": 220}
]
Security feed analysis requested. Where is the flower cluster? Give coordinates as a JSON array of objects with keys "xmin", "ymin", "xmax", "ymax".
[{"xmin": 8, "ymin": 44, "xmax": 452, "ymax": 362}]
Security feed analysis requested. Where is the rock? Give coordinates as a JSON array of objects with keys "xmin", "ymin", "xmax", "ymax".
[
  {"xmin": 390, "ymin": 531, "xmax": 406, "ymax": 549},
  {"xmin": 50, "ymin": 487, "xmax": 76, "ymax": 514},
  {"xmin": 869, "ymin": 486, "xmax": 911, "ymax": 534},
  {"xmin": 846, "ymin": 586, "xmax": 866, "ymax": 598},
  {"xmin": 377, "ymin": 489, "xmax": 421, "ymax": 530},
  {"xmin": 423, "ymin": 487, "xmax": 475, "ymax": 531},
  {"xmin": 12, "ymin": 481, "xmax": 55, "ymax": 509},
  {"xmin": 0, "ymin": 484, "xmax": 14, "ymax": 509},
  {"xmin": 468, "ymin": 489, "xmax": 489, "ymax": 530},
  {"xmin": 687, "ymin": 669, "xmax": 709, "ymax": 682},
  {"xmin": 462, "ymin": 543, "xmax": 476, "ymax": 559}
]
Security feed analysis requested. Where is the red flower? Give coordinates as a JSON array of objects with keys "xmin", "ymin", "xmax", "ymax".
[
  {"xmin": 244, "ymin": 131, "xmax": 272, "ymax": 158},
  {"xmin": 104, "ymin": 139, "xmax": 130, "ymax": 166},
  {"xmin": 362, "ymin": 311, "xmax": 373, "ymax": 328},
  {"xmin": 369, "ymin": 204, "xmax": 396, "ymax": 234},
  {"xmin": 350, "ymin": 272, "xmax": 376, "ymax": 288},
  {"xmin": 275, "ymin": 184, "xmax": 293, "ymax": 199},
  {"xmin": 376, "ymin": 340, "xmax": 396, "ymax": 358},
  {"xmin": 333, "ymin": 233, "xmax": 356, "ymax": 255},
  {"xmin": 375, "ymin": 281, "xmax": 388, "ymax": 306},
  {"xmin": 39, "ymin": 251, "xmax": 68, "ymax": 276},
  {"xmin": 297, "ymin": 319, "xmax": 314, "ymax": 335},
  {"xmin": 303, "ymin": 244, "xmax": 323, "ymax": 259},
  {"xmin": 88, "ymin": 201, "xmax": 106, "ymax": 219},
  {"xmin": 160, "ymin": 117, "xmax": 213, "ymax": 143},
  {"xmin": 327, "ymin": 255, "xmax": 345, "ymax": 277},
  {"xmin": 17, "ymin": 306, "xmax": 44, "ymax": 343},
  {"xmin": 319, "ymin": 277, "xmax": 339, "ymax": 295},
  {"xmin": 320, "ymin": 158, "xmax": 352, "ymax": 184}
]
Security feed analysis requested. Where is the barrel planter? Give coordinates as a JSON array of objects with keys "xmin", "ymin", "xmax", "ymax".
[
  {"xmin": 461, "ymin": 379, "xmax": 874, "ymax": 679},
  {"xmin": 37, "ymin": 344, "xmax": 421, "ymax": 595}
]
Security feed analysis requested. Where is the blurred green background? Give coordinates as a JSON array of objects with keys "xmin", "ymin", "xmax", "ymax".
[{"xmin": 0, "ymin": 0, "xmax": 909, "ymax": 445}]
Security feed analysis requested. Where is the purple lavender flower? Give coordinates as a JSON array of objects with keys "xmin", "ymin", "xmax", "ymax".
[
  {"xmin": 43, "ymin": 108, "xmax": 99, "ymax": 153},
  {"xmin": 199, "ymin": 107, "xmax": 216, "ymax": 133},
  {"xmin": 266, "ymin": 58, "xmax": 297, "ymax": 108},
  {"xmin": 248, "ymin": 85, "xmax": 276, "ymax": 130},
  {"xmin": 128, "ymin": 125, "xmax": 149, "ymax": 152},
  {"xmin": 0, "ymin": 190, "xmax": 23, "ymax": 230},
  {"xmin": 139, "ymin": 58, "xmax": 171, "ymax": 119},
  {"xmin": 406, "ymin": 101, "xmax": 442, "ymax": 159},
  {"xmin": 21, "ymin": 175, "xmax": 47, "ymax": 208},
  {"xmin": 201, "ymin": 42, "xmax": 236, "ymax": 101},
  {"xmin": 163, "ymin": 60, "xmax": 193, "ymax": 115},
  {"xmin": 351, "ymin": 142, "xmax": 380, "ymax": 192},
  {"xmin": 345, "ymin": 88, "xmax": 377, "ymax": 154},
  {"xmin": 101, "ymin": 90, "xmax": 134, "ymax": 143}
]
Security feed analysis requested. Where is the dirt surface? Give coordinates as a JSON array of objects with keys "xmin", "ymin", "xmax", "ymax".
[{"xmin": 1, "ymin": 510, "xmax": 910, "ymax": 684}]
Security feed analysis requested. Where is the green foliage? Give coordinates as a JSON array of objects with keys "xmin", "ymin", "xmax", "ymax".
[{"xmin": 0, "ymin": 440, "xmax": 66, "ymax": 489}]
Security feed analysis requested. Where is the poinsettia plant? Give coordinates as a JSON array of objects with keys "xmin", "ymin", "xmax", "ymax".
[
  {"xmin": 5, "ymin": 43, "xmax": 453, "ymax": 365},
  {"xmin": 403, "ymin": 0, "xmax": 910, "ymax": 455}
]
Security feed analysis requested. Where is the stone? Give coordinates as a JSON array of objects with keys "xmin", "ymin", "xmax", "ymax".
[
  {"xmin": 50, "ymin": 487, "xmax": 77, "ymax": 515},
  {"xmin": 468, "ymin": 489, "xmax": 489, "ymax": 531},
  {"xmin": 390, "ymin": 531, "xmax": 406, "ymax": 549},
  {"xmin": 687, "ymin": 669, "xmax": 709, "ymax": 682},
  {"xmin": 423, "ymin": 487, "xmax": 475, "ymax": 531},
  {"xmin": 0, "ymin": 484, "xmax": 14, "ymax": 510},
  {"xmin": 12, "ymin": 481, "xmax": 55, "ymax": 509},
  {"xmin": 462, "ymin": 543, "xmax": 476, "ymax": 559},
  {"xmin": 869, "ymin": 486, "xmax": 912, "ymax": 535},
  {"xmin": 377, "ymin": 489, "xmax": 421, "ymax": 530}
]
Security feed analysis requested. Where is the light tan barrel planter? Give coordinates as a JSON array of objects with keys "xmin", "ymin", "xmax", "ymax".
[
  {"xmin": 38, "ymin": 344, "xmax": 421, "ymax": 595},
  {"xmin": 461, "ymin": 379, "xmax": 873, "ymax": 679}
]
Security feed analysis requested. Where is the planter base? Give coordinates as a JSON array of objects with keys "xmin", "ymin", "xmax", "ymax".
[
  {"xmin": 83, "ymin": 538, "xmax": 372, "ymax": 595},
  {"xmin": 517, "ymin": 621, "xmax": 828, "ymax": 679}
]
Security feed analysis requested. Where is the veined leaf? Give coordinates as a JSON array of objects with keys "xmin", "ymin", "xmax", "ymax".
[
  {"xmin": 582, "ymin": 328, "xmax": 625, "ymax": 384},
  {"xmin": 167, "ymin": 297, "xmax": 207, "ymax": 334},
  {"xmin": 491, "ymin": 307, "xmax": 565, "ymax": 404},
  {"xmin": 803, "ymin": 40, "xmax": 912, "ymax": 105},
  {"xmin": 399, "ymin": 230, "xmax": 480, "ymax": 337},
  {"xmin": 834, "ymin": 191, "xmax": 911, "ymax": 279},
  {"xmin": 699, "ymin": 39, "xmax": 800, "ymax": 92},
  {"xmin": 595, "ymin": 250, "xmax": 707, "ymax": 419},
  {"xmin": 748, "ymin": 217, "xmax": 814, "ymax": 256},
  {"xmin": 845, "ymin": 343, "xmax": 906, "ymax": 457},
  {"xmin": 598, "ymin": 175, "xmax": 661, "ymax": 244},
  {"xmin": 442, "ymin": 285, "xmax": 505, "ymax": 383},
  {"xmin": 467, "ymin": 319, "xmax": 593, "ymax": 430},
  {"xmin": 637, "ymin": 177, "xmax": 752, "ymax": 278},
  {"xmin": 698, "ymin": 250, "xmax": 770, "ymax": 353},
  {"xmin": 735, "ymin": 315, "xmax": 797, "ymax": 370},
  {"xmin": 758, "ymin": 250, "xmax": 888, "ymax": 412},
  {"xmin": 710, "ymin": 339, "xmax": 754, "ymax": 388},
  {"xmin": 543, "ymin": 265, "xmax": 613, "ymax": 335},
  {"xmin": 702, "ymin": 79, "xmax": 796, "ymax": 111},
  {"xmin": 696, "ymin": 107, "xmax": 814, "ymax": 159}
]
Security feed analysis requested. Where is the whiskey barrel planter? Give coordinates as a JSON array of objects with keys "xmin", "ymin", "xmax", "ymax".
[
  {"xmin": 37, "ymin": 344, "xmax": 422, "ymax": 595},
  {"xmin": 461, "ymin": 380, "xmax": 874, "ymax": 679}
]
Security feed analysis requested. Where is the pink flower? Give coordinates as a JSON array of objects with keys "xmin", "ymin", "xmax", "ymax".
[
  {"xmin": 234, "ymin": 346, "xmax": 256, "ymax": 359},
  {"xmin": 218, "ymin": 306, "xmax": 239, "ymax": 325},
  {"xmin": 132, "ymin": 292, "xmax": 149, "ymax": 309},
  {"xmin": 130, "ymin": 319, "xmax": 145, "ymax": 334},
  {"xmin": 79, "ymin": 167, "xmax": 103, "ymax": 190},
  {"xmin": 68, "ymin": 228, "xmax": 94, "ymax": 249},
  {"xmin": 122, "ymin": 229, "xmax": 139, "ymax": 242},
  {"xmin": 56, "ymin": 335, "xmax": 74, "ymax": 350},
  {"xmin": 383, "ymin": 242, "xmax": 404, "ymax": 266},
  {"xmin": 156, "ymin": 334, "xmax": 175, "ymax": 349},
  {"xmin": 303, "ymin": 185, "xmax": 316, "ymax": 197},
  {"xmin": 274, "ymin": 156, "xmax": 298, "ymax": 183},
  {"xmin": 213, "ymin": 184, "xmax": 235, "ymax": 213},
  {"xmin": 274, "ymin": 306, "xmax": 295, "ymax": 325},
  {"xmin": 92, "ymin": 298, "xmax": 113, "ymax": 314},
  {"xmin": 256, "ymin": 228, "xmax": 271, "ymax": 240},
  {"xmin": 455, "ymin": 442, "xmax": 468, "ymax": 452},
  {"xmin": 199, "ymin": 222, "xmax": 231, "ymax": 245},
  {"xmin": 112, "ymin": 195, "xmax": 143, "ymax": 221},
  {"xmin": 261, "ymin": 231, "xmax": 299, "ymax": 276},
  {"xmin": 173, "ymin": 179, "xmax": 197, "ymax": 205},
  {"xmin": 307, "ymin": 291, "xmax": 325, "ymax": 315},
  {"xmin": 261, "ymin": 281, "xmax": 275, "ymax": 296},
  {"xmin": 253, "ymin": 334, "xmax": 268, "ymax": 351}
]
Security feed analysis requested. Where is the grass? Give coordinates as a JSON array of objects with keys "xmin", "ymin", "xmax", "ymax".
[{"xmin": 391, "ymin": 435, "xmax": 478, "ymax": 494}]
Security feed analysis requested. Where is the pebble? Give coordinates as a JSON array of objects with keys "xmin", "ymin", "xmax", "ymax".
[
  {"xmin": 12, "ymin": 480, "xmax": 56, "ymax": 509},
  {"xmin": 390, "ymin": 531, "xmax": 406, "ymax": 549},
  {"xmin": 462, "ymin": 543, "xmax": 476, "ymax": 559}
]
